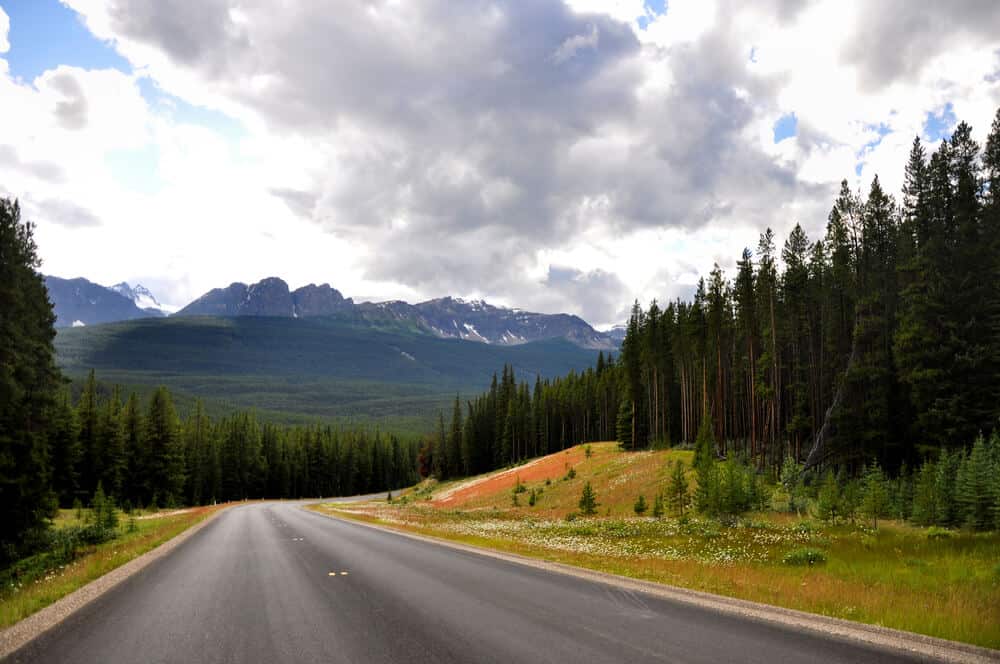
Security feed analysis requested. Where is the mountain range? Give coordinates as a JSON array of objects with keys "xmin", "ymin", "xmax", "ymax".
[{"xmin": 47, "ymin": 275, "xmax": 619, "ymax": 350}]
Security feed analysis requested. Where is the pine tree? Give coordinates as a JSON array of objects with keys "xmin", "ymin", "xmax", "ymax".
[
  {"xmin": 910, "ymin": 458, "xmax": 938, "ymax": 526},
  {"xmin": 449, "ymin": 395, "xmax": 463, "ymax": 477},
  {"xmin": 815, "ymin": 471, "xmax": 841, "ymax": 523},
  {"xmin": 633, "ymin": 494, "xmax": 648, "ymax": 516},
  {"xmin": 956, "ymin": 436, "xmax": 993, "ymax": 531},
  {"xmin": 146, "ymin": 387, "xmax": 185, "ymax": 506},
  {"xmin": 49, "ymin": 389, "xmax": 82, "ymax": 507},
  {"xmin": 692, "ymin": 416, "xmax": 715, "ymax": 471},
  {"xmin": 0, "ymin": 198, "xmax": 60, "ymax": 563},
  {"xmin": 616, "ymin": 398, "xmax": 633, "ymax": 450},
  {"xmin": 860, "ymin": 463, "xmax": 889, "ymax": 528},
  {"xmin": 667, "ymin": 460, "xmax": 689, "ymax": 515},
  {"xmin": 652, "ymin": 492, "xmax": 665, "ymax": 518},
  {"xmin": 578, "ymin": 481, "xmax": 599, "ymax": 516}
]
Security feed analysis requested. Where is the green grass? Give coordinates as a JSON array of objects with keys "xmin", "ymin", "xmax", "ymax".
[
  {"xmin": 313, "ymin": 443, "xmax": 1000, "ymax": 648},
  {"xmin": 0, "ymin": 507, "xmax": 221, "ymax": 629}
]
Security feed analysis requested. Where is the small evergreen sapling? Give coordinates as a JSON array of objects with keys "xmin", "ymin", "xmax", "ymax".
[
  {"xmin": 652, "ymin": 492, "xmax": 665, "ymax": 518},
  {"xmin": 633, "ymin": 494, "xmax": 648, "ymax": 516},
  {"xmin": 668, "ymin": 460, "xmax": 689, "ymax": 515},
  {"xmin": 579, "ymin": 482, "xmax": 599, "ymax": 516},
  {"xmin": 860, "ymin": 463, "xmax": 890, "ymax": 529}
]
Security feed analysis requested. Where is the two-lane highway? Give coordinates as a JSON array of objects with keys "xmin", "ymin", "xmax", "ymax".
[{"xmin": 7, "ymin": 502, "xmax": 928, "ymax": 663}]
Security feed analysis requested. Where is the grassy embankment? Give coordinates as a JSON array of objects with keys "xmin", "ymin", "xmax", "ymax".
[
  {"xmin": 0, "ymin": 506, "xmax": 222, "ymax": 629},
  {"xmin": 312, "ymin": 442, "xmax": 1000, "ymax": 649}
]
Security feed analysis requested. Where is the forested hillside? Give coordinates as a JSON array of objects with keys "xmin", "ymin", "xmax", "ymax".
[{"xmin": 434, "ymin": 109, "xmax": 1000, "ymax": 486}]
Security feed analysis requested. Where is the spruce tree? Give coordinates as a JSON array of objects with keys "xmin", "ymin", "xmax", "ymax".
[
  {"xmin": 956, "ymin": 436, "xmax": 994, "ymax": 531},
  {"xmin": 146, "ymin": 387, "xmax": 185, "ymax": 506},
  {"xmin": 667, "ymin": 460, "xmax": 689, "ymax": 515},
  {"xmin": 652, "ymin": 492, "xmax": 665, "ymax": 518},
  {"xmin": 815, "ymin": 471, "xmax": 840, "ymax": 523},
  {"xmin": 0, "ymin": 198, "xmax": 59, "ymax": 562},
  {"xmin": 692, "ymin": 416, "xmax": 715, "ymax": 472},
  {"xmin": 860, "ymin": 463, "xmax": 889, "ymax": 528},
  {"xmin": 910, "ymin": 458, "xmax": 938, "ymax": 526},
  {"xmin": 50, "ymin": 388, "xmax": 82, "ymax": 507},
  {"xmin": 578, "ymin": 481, "xmax": 599, "ymax": 516}
]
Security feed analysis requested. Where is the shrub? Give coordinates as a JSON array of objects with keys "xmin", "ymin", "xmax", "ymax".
[
  {"xmin": 584, "ymin": 445, "xmax": 593, "ymax": 459},
  {"xmin": 782, "ymin": 548, "xmax": 827, "ymax": 566},
  {"xmin": 565, "ymin": 511, "xmax": 578, "ymax": 522},
  {"xmin": 528, "ymin": 489, "xmax": 537, "ymax": 507},
  {"xmin": 925, "ymin": 526, "xmax": 951, "ymax": 540}
]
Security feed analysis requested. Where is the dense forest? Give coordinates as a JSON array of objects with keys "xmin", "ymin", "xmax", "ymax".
[
  {"xmin": 52, "ymin": 371, "xmax": 419, "ymax": 510},
  {"xmin": 0, "ymin": 197, "xmax": 417, "ymax": 563},
  {"xmin": 431, "ymin": 108, "xmax": 1000, "ymax": 484}
]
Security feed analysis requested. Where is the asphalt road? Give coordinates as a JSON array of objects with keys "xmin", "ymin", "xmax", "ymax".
[{"xmin": 8, "ymin": 502, "xmax": 928, "ymax": 664}]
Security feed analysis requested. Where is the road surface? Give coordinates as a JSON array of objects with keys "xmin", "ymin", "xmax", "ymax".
[{"xmin": 8, "ymin": 502, "xmax": 928, "ymax": 663}]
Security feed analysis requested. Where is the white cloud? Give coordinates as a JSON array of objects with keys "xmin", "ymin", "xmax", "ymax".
[{"xmin": 3, "ymin": 0, "xmax": 999, "ymax": 327}]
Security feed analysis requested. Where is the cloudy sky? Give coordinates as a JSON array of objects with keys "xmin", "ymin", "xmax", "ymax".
[{"xmin": 1, "ymin": 0, "xmax": 998, "ymax": 326}]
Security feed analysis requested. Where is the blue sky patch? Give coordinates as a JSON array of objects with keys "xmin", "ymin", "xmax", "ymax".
[
  {"xmin": 136, "ymin": 78, "xmax": 246, "ymax": 141},
  {"xmin": 772, "ymin": 113, "xmax": 797, "ymax": 143},
  {"xmin": 857, "ymin": 122, "xmax": 891, "ymax": 158},
  {"xmin": 923, "ymin": 102, "xmax": 956, "ymax": 142},
  {"xmin": 2, "ymin": 0, "xmax": 130, "ymax": 81},
  {"xmin": 637, "ymin": 0, "xmax": 666, "ymax": 30}
]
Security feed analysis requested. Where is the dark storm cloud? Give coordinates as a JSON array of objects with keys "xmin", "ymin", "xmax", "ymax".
[{"xmin": 841, "ymin": 0, "xmax": 1000, "ymax": 91}]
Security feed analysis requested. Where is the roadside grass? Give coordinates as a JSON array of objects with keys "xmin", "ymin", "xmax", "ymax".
[
  {"xmin": 311, "ymin": 443, "xmax": 1000, "ymax": 649},
  {"xmin": 0, "ymin": 506, "xmax": 221, "ymax": 629}
]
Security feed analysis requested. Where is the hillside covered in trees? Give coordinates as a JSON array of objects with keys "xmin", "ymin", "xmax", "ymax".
[{"xmin": 431, "ymin": 109, "xmax": 1000, "ymax": 490}]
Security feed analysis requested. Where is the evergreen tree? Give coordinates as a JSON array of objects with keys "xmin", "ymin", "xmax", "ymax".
[
  {"xmin": 910, "ymin": 458, "xmax": 938, "ymax": 526},
  {"xmin": 860, "ymin": 463, "xmax": 890, "ymax": 528},
  {"xmin": 0, "ymin": 198, "xmax": 59, "ymax": 563},
  {"xmin": 955, "ymin": 436, "xmax": 994, "ymax": 531},
  {"xmin": 49, "ymin": 389, "xmax": 82, "ymax": 507},
  {"xmin": 578, "ymin": 481, "xmax": 599, "ymax": 516},
  {"xmin": 652, "ymin": 492, "xmax": 665, "ymax": 518},
  {"xmin": 448, "ymin": 395, "xmax": 463, "ymax": 477},
  {"xmin": 692, "ymin": 416, "xmax": 715, "ymax": 471},
  {"xmin": 633, "ymin": 494, "xmax": 648, "ymax": 516},
  {"xmin": 146, "ymin": 387, "xmax": 185, "ymax": 505},
  {"xmin": 667, "ymin": 460, "xmax": 689, "ymax": 515},
  {"xmin": 815, "ymin": 471, "xmax": 841, "ymax": 523}
]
